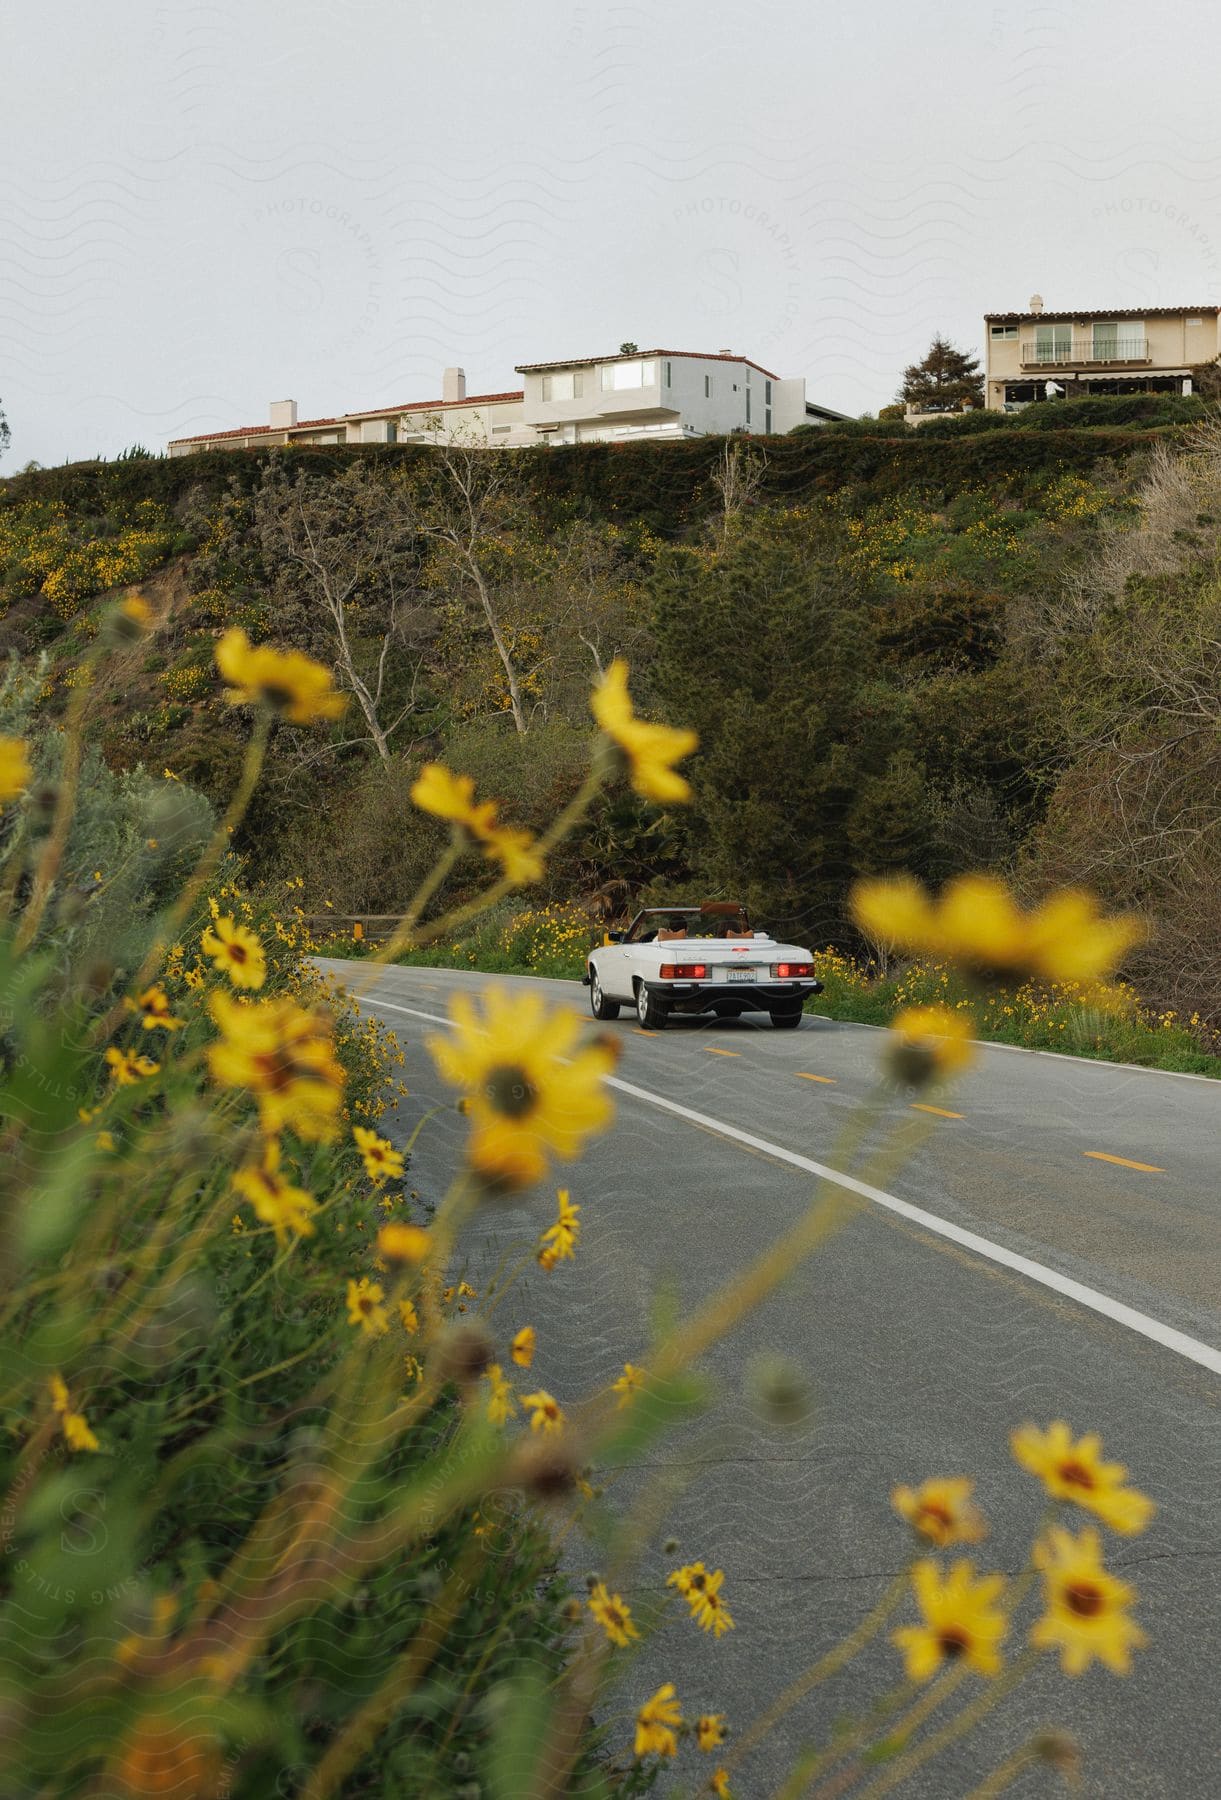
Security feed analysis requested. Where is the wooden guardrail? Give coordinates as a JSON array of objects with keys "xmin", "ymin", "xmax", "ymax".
[{"xmin": 302, "ymin": 914, "xmax": 407, "ymax": 944}]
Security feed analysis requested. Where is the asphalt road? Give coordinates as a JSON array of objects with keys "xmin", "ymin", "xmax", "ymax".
[{"xmin": 318, "ymin": 958, "xmax": 1221, "ymax": 1799}]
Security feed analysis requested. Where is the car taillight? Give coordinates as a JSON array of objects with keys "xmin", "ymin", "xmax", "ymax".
[
  {"xmin": 774, "ymin": 962, "xmax": 813, "ymax": 978},
  {"xmin": 660, "ymin": 963, "xmax": 707, "ymax": 979}
]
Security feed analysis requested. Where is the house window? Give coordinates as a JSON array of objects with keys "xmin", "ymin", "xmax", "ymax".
[
  {"xmin": 600, "ymin": 359, "xmax": 655, "ymax": 390},
  {"xmin": 491, "ymin": 425, "xmax": 511, "ymax": 435},
  {"xmin": 745, "ymin": 389, "xmax": 751, "ymax": 423},
  {"xmin": 665, "ymin": 361, "xmax": 672, "ymax": 385},
  {"xmin": 1034, "ymin": 323, "xmax": 1072, "ymax": 361},
  {"xmin": 765, "ymin": 379, "xmax": 772, "ymax": 403},
  {"xmin": 765, "ymin": 407, "xmax": 772, "ymax": 432},
  {"xmin": 704, "ymin": 374, "xmax": 712, "ymax": 398},
  {"xmin": 387, "ymin": 423, "xmax": 398, "ymax": 444},
  {"xmin": 990, "ymin": 324, "xmax": 1018, "ymax": 339},
  {"xmin": 542, "ymin": 371, "xmax": 583, "ymax": 400}
]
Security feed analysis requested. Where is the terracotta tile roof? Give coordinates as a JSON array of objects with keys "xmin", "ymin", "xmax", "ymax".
[
  {"xmin": 515, "ymin": 348, "xmax": 781, "ymax": 380},
  {"xmin": 168, "ymin": 389, "xmax": 525, "ymax": 447},
  {"xmin": 985, "ymin": 305, "xmax": 1220, "ymax": 324}
]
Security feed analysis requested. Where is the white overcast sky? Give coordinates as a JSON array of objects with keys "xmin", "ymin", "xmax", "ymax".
[{"xmin": 5, "ymin": 0, "xmax": 1221, "ymax": 465}]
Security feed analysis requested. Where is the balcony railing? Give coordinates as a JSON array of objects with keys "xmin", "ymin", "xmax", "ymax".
[{"xmin": 1020, "ymin": 336, "xmax": 1150, "ymax": 367}]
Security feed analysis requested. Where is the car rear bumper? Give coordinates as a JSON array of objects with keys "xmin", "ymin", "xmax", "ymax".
[{"xmin": 641, "ymin": 979, "xmax": 823, "ymax": 1014}]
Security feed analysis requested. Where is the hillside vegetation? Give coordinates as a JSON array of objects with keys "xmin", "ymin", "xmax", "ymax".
[{"xmin": 3, "ymin": 403, "xmax": 1219, "ymax": 1045}]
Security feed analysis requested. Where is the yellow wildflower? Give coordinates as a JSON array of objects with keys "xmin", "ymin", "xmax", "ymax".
[
  {"xmin": 353, "ymin": 1125, "xmax": 405, "ymax": 1186},
  {"xmin": 0, "ymin": 736, "xmax": 33, "ymax": 804},
  {"xmin": 105, "ymin": 1047, "xmax": 160, "ymax": 1086},
  {"xmin": 376, "ymin": 1221, "xmax": 430, "ymax": 1265},
  {"xmin": 688, "ymin": 1567, "xmax": 734, "ymax": 1638},
  {"xmin": 851, "ymin": 874, "xmax": 1143, "ymax": 986},
  {"xmin": 635, "ymin": 1683, "xmax": 682, "ymax": 1759},
  {"xmin": 125, "ymin": 984, "xmax": 185, "ymax": 1031},
  {"xmin": 485, "ymin": 1364, "xmax": 517, "ymax": 1426},
  {"xmin": 1031, "ymin": 1525, "xmax": 1146, "ymax": 1675},
  {"xmin": 427, "ymin": 991, "xmax": 616, "ymax": 1189},
  {"xmin": 346, "ymin": 1277, "xmax": 389, "ymax": 1338},
  {"xmin": 207, "ymin": 991, "xmax": 344, "ymax": 1142},
  {"xmin": 232, "ymin": 1139, "xmax": 318, "ymax": 1245},
  {"xmin": 711, "ymin": 1770, "xmax": 732, "ymax": 1798},
  {"xmin": 591, "ymin": 659, "xmax": 698, "ymax": 803},
  {"xmin": 696, "ymin": 1714, "xmax": 727, "ymax": 1752},
  {"xmin": 410, "ymin": 763, "xmax": 545, "ymax": 883},
  {"xmin": 537, "ymin": 1188, "xmax": 581, "ymax": 1266},
  {"xmin": 887, "ymin": 1005, "xmax": 975, "ymax": 1084},
  {"xmin": 613, "ymin": 1362, "xmax": 646, "ymax": 1408},
  {"xmin": 588, "ymin": 1581, "xmax": 640, "ymax": 1648},
  {"xmin": 892, "ymin": 1559, "xmax": 1008, "ymax": 1682},
  {"xmin": 511, "ymin": 1325, "xmax": 536, "ymax": 1368},
  {"xmin": 398, "ymin": 1298, "xmax": 420, "ymax": 1334},
  {"xmin": 49, "ymin": 1374, "xmax": 99, "ymax": 1453},
  {"xmin": 1010, "ymin": 1422, "xmax": 1154, "ymax": 1535},
  {"xmin": 892, "ymin": 1477, "xmax": 987, "ymax": 1548},
  {"xmin": 201, "ymin": 916, "xmax": 266, "ymax": 990},
  {"xmin": 521, "ymin": 1390, "xmax": 564, "ymax": 1434},
  {"xmin": 215, "ymin": 626, "xmax": 345, "ymax": 724}
]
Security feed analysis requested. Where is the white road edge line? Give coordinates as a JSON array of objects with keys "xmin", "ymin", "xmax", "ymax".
[{"xmin": 360, "ymin": 993, "xmax": 1221, "ymax": 1378}]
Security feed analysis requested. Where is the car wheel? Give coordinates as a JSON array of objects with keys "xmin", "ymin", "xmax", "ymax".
[
  {"xmin": 589, "ymin": 969, "xmax": 620, "ymax": 1020},
  {"xmin": 770, "ymin": 1008, "xmax": 802, "ymax": 1030},
  {"xmin": 636, "ymin": 982, "xmax": 668, "ymax": 1029}
]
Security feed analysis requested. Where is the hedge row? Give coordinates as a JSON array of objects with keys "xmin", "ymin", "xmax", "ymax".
[{"xmin": 2, "ymin": 426, "xmax": 1170, "ymax": 534}]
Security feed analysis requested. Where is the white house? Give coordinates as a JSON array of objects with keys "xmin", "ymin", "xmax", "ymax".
[{"xmin": 167, "ymin": 347, "xmax": 845, "ymax": 456}]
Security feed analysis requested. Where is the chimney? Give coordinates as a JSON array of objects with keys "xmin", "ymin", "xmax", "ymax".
[
  {"xmin": 269, "ymin": 399, "xmax": 297, "ymax": 429},
  {"xmin": 1028, "ymin": 294, "xmax": 1044, "ymax": 314},
  {"xmin": 442, "ymin": 366, "xmax": 466, "ymax": 403},
  {"xmin": 718, "ymin": 347, "xmax": 733, "ymax": 355}
]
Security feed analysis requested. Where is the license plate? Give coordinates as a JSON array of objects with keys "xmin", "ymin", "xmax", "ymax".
[{"xmin": 726, "ymin": 968, "xmax": 756, "ymax": 982}]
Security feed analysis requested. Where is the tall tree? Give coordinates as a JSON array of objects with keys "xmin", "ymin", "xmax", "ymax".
[
  {"xmin": 899, "ymin": 336, "xmax": 984, "ymax": 412},
  {"xmin": 243, "ymin": 460, "xmax": 428, "ymax": 765},
  {"xmin": 650, "ymin": 518, "xmax": 934, "ymax": 937}
]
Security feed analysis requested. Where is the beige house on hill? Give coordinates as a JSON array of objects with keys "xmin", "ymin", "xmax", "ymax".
[
  {"xmin": 984, "ymin": 298, "xmax": 1220, "ymax": 411},
  {"xmin": 167, "ymin": 347, "xmax": 845, "ymax": 456}
]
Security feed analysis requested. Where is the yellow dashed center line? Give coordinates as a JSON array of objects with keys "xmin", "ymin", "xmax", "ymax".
[
  {"xmin": 1084, "ymin": 1151, "xmax": 1166, "ymax": 1174},
  {"xmin": 704, "ymin": 1046, "xmax": 740, "ymax": 1057},
  {"xmin": 634, "ymin": 1029, "xmax": 659, "ymax": 1038},
  {"xmin": 796, "ymin": 1073, "xmax": 837, "ymax": 1085},
  {"xmin": 911, "ymin": 1103, "xmax": 965, "ymax": 1120}
]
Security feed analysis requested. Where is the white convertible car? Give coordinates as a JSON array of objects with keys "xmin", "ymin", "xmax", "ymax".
[{"xmin": 583, "ymin": 902, "xmax": 823, "ymax": 1030}]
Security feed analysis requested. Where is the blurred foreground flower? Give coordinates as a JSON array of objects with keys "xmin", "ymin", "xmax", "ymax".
[
  {"xmin": 125, "ymin": 984, "xmax": 185, "ymax": 1031},
  {"xmin": 427, "ymin": 991, "xmax": 617, "ymax": 1189},
  {"xmin": 208, "ymin": 992, "xmax": 345, "ymax": 1142},
  {"xmin": 591, "ymin": 659, "xmax": 698, "ymax": 803},
  {"xmin": 852, "ymin": 873, "xmax": 1143, "ymax": 985},
  {"xmin": 0, "ymin": 735, "xmax": 32, "ymax": 804},
  {"xmin": 696, "ymin": 1713, "xmax": 727, "ymax": 1752},
  {"xmin": 410, "ymin": 761, "xmax": 545, "ymax": 884},
  {"xmin": 105, "ymin": 1047, "xmax": 160, "ymax": 1086},
  {"xmin": 892, "ymin": 1559, "xmax": 1007, "ymax": 1682},
  {"xmin": 232, "ymin": 1140, "xmax": 318, "ymax": 1245},
  {"xmin": 215, "ymin": 626, "xmax": 346, "ymax": 723},
  {"xmin": 377, "ymin": 1221, "xmax": 430, "ymax": 1265},
  {"xmin": 347, "ymin": 1277, "xmax": 389, "ymax": 1338},
  {"xmin": 49, "ymin": 1373, "xmax": 100, "ymax": 1454},
  {"xmin": 635, "ymin": 1683, "xmax": 683, "ymax": 1758},
  {"xmin": 201, "ymin": 915, "xmax": 267, "ymax": 990},
  {"xmin": 1011, "ymin": 1421, "xmax": 1154, "ymax": 1534},
  {"xmin": 892, "ymin": 1476, "xmax": 987, "ymax": 1547},
  {"xmin": 1031, "ymin": 1526, "xmax": 1146, "ymax": 1675},
  {"xmin": 886, "ymin": 1004, "xmax": 975, "ymax": 1087},
  {"xmin": 522, "ymin": 1390, "xmax": 564, "ymax": 1434}
]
